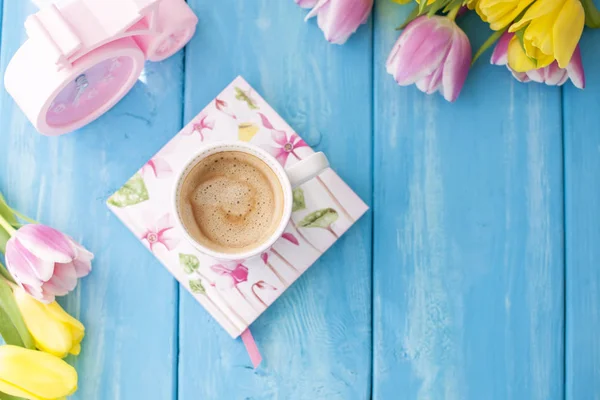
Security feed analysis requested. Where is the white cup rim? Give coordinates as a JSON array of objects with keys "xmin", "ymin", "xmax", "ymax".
[{"xmin": 172, "ymin": 141, "xmax": 293, "ymax": 261}]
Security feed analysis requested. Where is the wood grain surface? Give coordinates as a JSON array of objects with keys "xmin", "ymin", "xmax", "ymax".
[{"xmin": 0, "ymin": 0, "xmax": 598, "ymax": 399}]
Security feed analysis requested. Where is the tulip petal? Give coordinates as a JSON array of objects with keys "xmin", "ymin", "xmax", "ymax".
[
  {"xmin": 552, "ymin": 0, "xmax": 584, "ymax": 68},
  {"xmin": 16, "ymin": 225, "xmax": 75, "ymax": 264},
  {"xmin": 68, "ymin": 239, "xmax": 93, "ymax": 278},
  {"xmin": 416, "ymin": 62, "xmax": 444, "ymax": 94},
  {"xmin": 507, "ymin": 36, "xmax": 537, "ymax": 72},
  {"xmin": 442, "ymin": 28, "xmax": 472, "ymax": 102},
  {"xmin": 566, "ymin": 45, "xmax": 585, "ymax": 89},
  {"xmin": 491, "ymin": 32, "xmax": 512, "ymax": 65},
  {"xmin": 46, "ymin": 262, "xmax": 79, "ymax": 294},
  {"xmin": 509, "ymin": 0, "xmax": 562, "ymax": 32},
  {"xmin": 510, "ymin": 69, "xmax": 531, "ymax": 82},
  {"xmin": 6, "ymin": 237, "xmax": 55, "ymax": 285},
  {"xmin": 308, "ymin": 0, "xmax": 373, "ymax": 44},
  {"xmin": 483, "ymin": 0, "xmax": 536, "ymax": 31},
  {"xmin": 545, "ymin": 63, "xmax": 567, "ymax": 85},
  {"xmin": 15, "ymin": 288, "xmax": 73, "ymax": 358},
  {"xmin": 73, "ymin": 259, "xmax": 92, "ymax": 278},
  {"xmin": 46, "ymin": 301, "xmax": 85, "ymax": 343},
  {"xmin": 390, "ymin": 18, "xmax": 454, "ymax": 85},
  {"xmin": 0, "ymin": 345, "xmax": 78, "ymax": 399}
]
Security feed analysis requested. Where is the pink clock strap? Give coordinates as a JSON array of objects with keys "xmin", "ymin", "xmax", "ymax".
[{"xmin": 241, "ymin": 328, "xmax": 262, "ymax": 368}]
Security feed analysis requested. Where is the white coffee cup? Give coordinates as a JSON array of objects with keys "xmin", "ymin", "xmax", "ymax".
[{"xmin": 173, "ymin": 141, "xmax": 329, "ymax": 261}]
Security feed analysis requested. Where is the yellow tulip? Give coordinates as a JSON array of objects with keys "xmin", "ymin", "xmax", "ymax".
[
  {"xmin": 507, "ymin": 35, "xmax": 538, "ymax": 72},
  {"xmin": 509, "ymin": 0, "xmax": 585, "ymax": 69},
  {"xmin": 14, "ymin": 287, "xmax": 85, "ymax": 358},
  {"xmin": 0, "ymin": 345, "xmax": 77, "ymax": 400},
  {"xmin": 474, "ymin": 0, "xmax": 536, "ymax": 30}
]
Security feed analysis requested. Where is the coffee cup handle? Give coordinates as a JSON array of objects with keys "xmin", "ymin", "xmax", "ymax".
[{"xmin": 285, "ymin": 152, "xmax": 330, "ymax": 188}]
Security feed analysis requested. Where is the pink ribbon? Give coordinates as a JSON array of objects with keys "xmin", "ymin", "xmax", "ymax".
[{"xmin": 241, "ymin": 328, "xmax": 262, "ymax": 368}]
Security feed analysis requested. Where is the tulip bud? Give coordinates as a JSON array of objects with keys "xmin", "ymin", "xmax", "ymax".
[
  {"xmin": 0, "ymin": 345, "xmax": 78, "ymax": 400},
  {"xmin": 5, "ymin": 224, "xmax": 93, "ymax": 304},
  {"xmin": 386, "ymin": 16, "xmax": 471, "ymax": 102},
  {"xmin": 14, "ymin": 287, "xmax": 85, "ymax": 358},
  {"xmin": 303, "ymin": 0, "xmax": 374, "ymax": 45}
]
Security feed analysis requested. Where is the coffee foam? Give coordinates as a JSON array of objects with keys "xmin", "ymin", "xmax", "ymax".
[{"xmin": 179, "ymin": 151, "xmax": 284, "ymax": 254}]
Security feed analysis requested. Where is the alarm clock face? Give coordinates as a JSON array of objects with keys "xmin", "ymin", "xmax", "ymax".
[{"xmin": 46, "ymin": 56, "xmax": 135, "ymax": 128}]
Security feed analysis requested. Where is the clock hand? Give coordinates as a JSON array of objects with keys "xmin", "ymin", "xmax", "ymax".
[{"xmin": 72, "ymin": 74, "xmax": 89, "ymax": 106}]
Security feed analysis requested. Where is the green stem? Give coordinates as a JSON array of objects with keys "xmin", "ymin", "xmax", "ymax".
[
  {"xmin": 582, "ymin": 0, "xmax": 600, "ymax": 28},
  {"xmin": 447, "ymin": 4, "xmax": 461, "ymax": 20},
  {"xmin": 0, "ymin": 214, "xmax": 16, "ymax": 236},
  {"xmin": 9, "ymin": 208, "xmax": 36, "ymax": 224},
  {"xmin": 471, "ymin": 27, "xmax": 508, "ymax": 66}
]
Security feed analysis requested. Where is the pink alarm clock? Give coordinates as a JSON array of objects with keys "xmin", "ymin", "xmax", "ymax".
[{"xmin": 4, "ymin": 0, "xmax": 198, "ymax": 136}]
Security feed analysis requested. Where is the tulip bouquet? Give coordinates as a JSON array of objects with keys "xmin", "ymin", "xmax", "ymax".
[
  {"xmin": 295, "ymin": 0, "xmax": 597, "ymax": 101},
  {"xmin": 0, "ymin": 193, "xmax": 92, "ymax": 400}
]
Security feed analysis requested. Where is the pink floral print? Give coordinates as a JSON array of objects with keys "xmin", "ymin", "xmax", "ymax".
[
  {"xmin": 281, "ymin": 232, "xmax": 300, "ymax": 246},
  {"xmin": 216, "ymin": 98, "xmax": 237, "ymax": 119},
  {"xmin": 210, "ymin": 262, "xmax": 249, "ymax": 289},
  {"xmin": 141, "ymin": 213, "xmax": 180, "ymax": 253},
  {"xmin": 184, "ymin": 112, "xmax": 214, "ymax": 141},
  {"xmin": 252, "ymin": 280, "xmax": 277, "ymax": 308},
  {"xmin": 259, "ymin": 113, "xmax": 308, "ymax": 165},
  {"xmin": 141, "ymin": 156, "xmax": 172, "ymax": 178}
]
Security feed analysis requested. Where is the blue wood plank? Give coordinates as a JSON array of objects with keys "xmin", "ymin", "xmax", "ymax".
[
  {"xmin": 564, "ymin": 29, "xmax": 600, "ymax": 400},
  {"xmin": 373, "ymin": 3, "xmax": 565, "ymax": 399},
  {"xmin": 177, "ymin": 1, "xmax": 373, "ymax": 399},
  {"xmin": 0, "ymin": 2, "xmax": 183, "ymax": 399}
]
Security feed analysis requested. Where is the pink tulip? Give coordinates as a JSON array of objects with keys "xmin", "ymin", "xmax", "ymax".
[
  {"xmin": 303, "ymin": 0, "xmax": 374, "ymax": 45},
  {"xmin": 491, "ymin": 32, "xmax": 585, "ymax": 89},
  {"xmin": 386, "ymin": 16, "xmax": 471, "ymax": 102},
  {"xmin": 5, "ymin": 225, "xmax": 93, "ymax": 304}
]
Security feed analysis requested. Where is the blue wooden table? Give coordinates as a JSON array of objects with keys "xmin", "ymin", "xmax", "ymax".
[{"xmin": 0, "ymin": 1, "xmax": 598, "ymax": 399}]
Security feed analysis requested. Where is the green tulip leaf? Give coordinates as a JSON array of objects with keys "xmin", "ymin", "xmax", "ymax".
[
  {"xmin": 292, "ymin": 188, "xmax": 306, "ymax": 212},
  {"xmin": 0, "ymin": 262, "xmax": 14, "ymax": 285},
  {"xmin": 107, "ymin": 173, "xmax": 149, "ymax": 208},
  {"xmin": 179, "ymin": 254, "xmax": 200, "ymax": 274},
  {"xmin": 235, "ymin": 87, "xmax": 259, "ymax": 110},
  {"xmin": 189, "ymin": 279, "xmax": 206, "ymax": 295},
  {"xmin": 0, "ymin": 308, "xmax": 24, "ymax": 347},
  {"xmin": 0, "ymin": 279, "xmax": 34, "ymax": 349},
  {"xmin": 0, "ymin": 193, "xmax": 17, "ymax": 227},
  {"xmin": 0, "ymin": 391, "xmax": 25, "ymax": 400},
  {"xmin": 298, "ymin": 208, "xmax": 339, "ymax": 229},
  {"xmin": 0, "ymin": 227, "xmax": 10, "ymax": 255}
]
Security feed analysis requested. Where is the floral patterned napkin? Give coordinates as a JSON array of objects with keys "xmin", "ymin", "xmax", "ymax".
[{"xmin": 107, "ymin": 76, "xmax": 368, "ymax": 338}]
